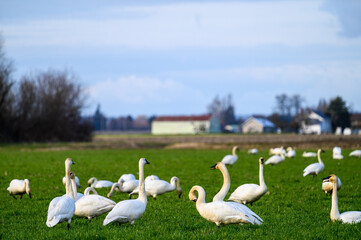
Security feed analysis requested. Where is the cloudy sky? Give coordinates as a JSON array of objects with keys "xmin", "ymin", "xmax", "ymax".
[{"xmin": 1, "ymin": 0, "xmax": 361, "ymax": 117}]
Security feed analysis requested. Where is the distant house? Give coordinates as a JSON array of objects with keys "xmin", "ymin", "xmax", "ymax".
[
  {"xmin": 300, "ymin": 110, "xmax": 331, "ymax": 134},
  {"xmin": 151, "ymin": 114, "xmax": 221, "ymax": 135},
  {"xmin": 241, "ymin": 117, "xmax": 276, "ymax": 133}
]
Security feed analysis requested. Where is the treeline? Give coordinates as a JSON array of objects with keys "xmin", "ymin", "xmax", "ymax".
[{"xmin": 0, "ymin": 43, "xmax": 92, "ymax": 142}]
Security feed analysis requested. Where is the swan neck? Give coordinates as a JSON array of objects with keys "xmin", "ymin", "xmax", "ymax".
[
  {"xmin": 232, "ymin": 147, "xmax": 237, "ymax": 156},
  {"xmin": 212, "ymin": 164, "xmax": 230, "ymax": 202},
  {"xmin": 70, "ymin": 177, "xmax": 78, "ymax": 200},
  {"xmin": 194, "ymin": 186, "xmax": 206, "ymax": 205},
  {"xmin": 317, "ymin": 151, "xmax": 323, "ymax": 164},
  {"xmin": 138, "ymin": 161, "xmax": 147, "ymax": 204},
  {"xmin": 330, "ymin": 180, "xmax": 340, "ymax": 220},
  {"xmin": 259, "ymin": 163, "xmax": 266, "ymax": 188},
  {"xmin": 109, "ymin": 183, "xmax": 121, "ymax": 197},
  {"xmin": 65, "ymin": 162, "xmax": 74, "ymax": 200}
]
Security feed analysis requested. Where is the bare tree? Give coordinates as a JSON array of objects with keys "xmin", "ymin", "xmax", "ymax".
[
  {"xmin": 207, "ymin": 94, "xmax": 236, "ymax": 127},
  {"xmin": 0, "ymin": 36, "xmax": 15, "ymax": 141},
  {"xmin": 275, "ymin": 94, "xmax": 288, "ymax": 115}
]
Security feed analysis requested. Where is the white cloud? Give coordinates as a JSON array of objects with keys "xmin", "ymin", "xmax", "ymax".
[{"xmin": 2, "ymin": 1, "xmax": 360, "ymax": 49}]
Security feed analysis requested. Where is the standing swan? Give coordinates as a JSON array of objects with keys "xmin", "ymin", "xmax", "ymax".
[
  {"xmin": 7, "ymin": 179, "xmax": 31, "ymax": 199},
  {"xmin": 303, "ymin": 149, "xmax": 325, "ymax": 177},
  {"xmin": 229, "ymin": 157, "xmax": 267, "ymax": 205},
  {"xmin": 189, "ymin": 185, "xmax": 263, "ymax": 227},
  {"xmin": 129, "ymin": 176, "xmax": 182, "ymax": 199},
  {"xmin": 324, "ymin": 174, "xmax": 361, "ymax": 224},
  {"xmin": 210, "ymin": 162, "xmax": 230, "ymax": 202},
  {"xmin": 46, "ymin": 158, "xmax": 76, "ymax": 229},
  {"xmin": 221, "ymin": 146, "xmax": 239, "ymax": 166},
  {"xmin": 103, "ymin": 158, "xmax": 150, "ymax": 226}
]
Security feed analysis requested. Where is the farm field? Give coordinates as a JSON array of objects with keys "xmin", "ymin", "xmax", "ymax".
[{"xmin": 1, "ymin": 145, "xmax": 361, "ymax": 239}]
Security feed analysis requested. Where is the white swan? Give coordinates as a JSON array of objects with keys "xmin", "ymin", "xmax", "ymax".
[
  {"xmin": 75, "ymin": 174, "xmax": 116, "ymax": 222},
  {"xmin": 210, "ymin": 162, "xmax": 230, "ymax": 202},
  {"xmin": 229, "ymin": 157, "xmax": 267, "ymax": 205},
  {"xmin": 248, "ymin": 148, "xmax": 258, "ymax": 155},
  {"xmin": 302, "ymin": 151, "xmax": 317, "ymax": 157},
  {"xmin": 189, "ymin": 185, "xmax": 263, "ymax": 227},
  {"xmin": 46, "ymin": 158, "xmax": 76, "ymax": 229},
  {"xmin": 286, "ymin": 147, "xmax": 296, "ymax": 158},
  {"xmin": 265, "ymin": 152, "xmax": 285, "ymax": 165},
  {"xmin": 118, "ymin": 174, "xmax": 136, "ymax": 183},
  {"xmin": 349, "ymin": 150, "xmax": 361, "ymax": 157},
  {"xmin": 7, "ymin": 179, "xmax": 31, "ymax": 199},
  {"xmin": 333, "ymin": 146, "xmax": 343, "ymax": 159},
  {"xmin": 103, "ymin": 158, "xmax": 150, "ymax": 226},
  {"xmin": 322, "ymin": 175, "xmax": 341, "ymax": 196},
  {"xmin": 145, "ymin": 175, "xmax": 159, "ymax": 182},
  {"xmin": 129, "ymin": 176, "xmax": 182, "ymax": 199},
  {"xmin": 68, "ymin": 172, "xmax": 99, "ymax": 201},
  {"xmin": 107, "ymin": 180, "xmax": 139, "ymax": 198},
  {"xmin": 88, "ymin": 177, "xmax": 113, "ymax": 188},
  {"xmin": 269, "ymin": 146, "xmax": 285, "ymax": 155},
  {"xmin": 303, "ymin": 149, "xmax": 325, "ymax": 177},
  {"xmin": 63, "ymin": 175, "xmax": 81, "ymax": 188},
  {"xmin": 221, "ymin": 146, "xmax": 239, "ymax": 165},
  {"xmin": 324, "ymin": 174, "xmax": 361, "ymax": 224}
]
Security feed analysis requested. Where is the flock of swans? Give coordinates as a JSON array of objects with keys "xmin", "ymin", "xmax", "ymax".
[{"xmin": 6, "ymin": 146, "xmax": 361, "ymax": 230}]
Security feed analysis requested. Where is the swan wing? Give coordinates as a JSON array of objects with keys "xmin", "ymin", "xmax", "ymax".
[
  {"xmin": 303, "ymin": 163, "xmax": 323, "ymax": 176},
  {"xmin": 46, "ymin": 196, "xmax": 75, "ymax": 227},
  {"xmin": 229, "ymin": 184, "xmax": 262, "ymax": 203},
  {"xmin": 75, "ymin": 195, "xmax": 115, "ymax": 218},
  {"xmin": 7, "ymin": 180, "xmax": 24, "ymax": 193},
  {"xmin": 93, "ymin": 180, "xmax": 114, "ymax": 188},
  {"xmin": 221, "ymin": 155, "xmax": 237, "ymax": 165},
  {"xmin": 340, "ymin": 211, "xmax": 361, "ymax": 224},
  {"xmin": 103, "ymin": 199, "xmax": 146, "ymax": 225}
]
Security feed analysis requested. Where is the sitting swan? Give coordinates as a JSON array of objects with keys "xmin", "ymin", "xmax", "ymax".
[
  {"xmin": 322, "ymin": 175, "xmax": 341, "ymax": 196},
  {"xmin": 107, "ymin": 179, "xmax": 139, "ymax": 198},
  {"xmin": 7, "ymin": 179, "xmax": 31, "ymax": 199},
  {"xmin": 324, "ymin": 174, "xmax": 361, "ymax": 224},
  {"xmin": 349, "ymin": 150, "xmax": 361, "ymax": 157},
  {"xmin": 129, "ymin": 176, "xmax": 182, "ymax": 199},
  {"xmin": 303, "ymin": 149, "xmax": 325, "ymax": 177},
  {"xmin": 248, "ymin": 148, "xmax": 258, "ymax": 155},
  {"xmin": 103, "ymin": 158, "xmax": 150, "ymax": 226},
  {"xmin": 269, "ymin": 146, "xmax": 285, "ymax": 155},
  {"xmin": 286, "ymin": 147, "xmax": 296, "ymax": 158},
  {"xmin": 265, "ymin": 152, "xmax": 285, "ymax": 165},
  {"xmin": 75, "ymin": 174, "xmax": 116, "ymax": 222},
  {"xmin": 333, "ymin": 146, "xmax": 344, "ymax": 160},
  {"xmin": 221, "ymin": 146, "xmax": 239, "ymax": 166},
  {"xmin": 46, "ymin": 158, "xmax": 76, "ymax": 230},
  {"xmin": 189, "ymin": 185, "xmax": 263, "ymax": 227},
  {"xmin": 118, "ymin": 174, "xmax": 136, "ymax": 183},
  {"xmin": 88, "ymin": 177, "xmax": 113, "ymax": 188},
  {"xmin": 229, "ymin": 157, "xmax": 267, "ymax": 205},
  {"xmin": 302, "ymin": 151, "xmax": 317, "ymax": 157}
]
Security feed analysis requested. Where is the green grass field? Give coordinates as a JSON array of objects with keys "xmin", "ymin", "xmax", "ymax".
[{"xmin": 1, "ymin": 146, "xmax": 360, "ymax": 239}]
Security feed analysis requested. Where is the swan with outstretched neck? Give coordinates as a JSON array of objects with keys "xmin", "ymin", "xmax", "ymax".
[
  {"xmin": 103, "ymin": 158, "xmax": 150, "ymax": 226},
  {"xmin": 324, "ymin": 174, "xmax": 361, "ymax": 224},
  {"xmin": 46, "ymin": 158, "xmax": 76, "ymax": 229},
  {"xmin": 229, "ymin": 157, "xmax": 267, "ymax": 205}
]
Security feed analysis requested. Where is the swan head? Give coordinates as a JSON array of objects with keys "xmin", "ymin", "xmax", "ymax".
[
  {"xmin": 65, "ymin": 158, "xmax": 75, "ymax": 166},
  {"xmin": 140, "ymin": 158, "xmax": 150, "ymax": 165},
  {"xmin": 318, "ymin": 149, "xmax": 325, "ymax": 154},
  {"xmin": 88, "ymin": 177, "xmax": 97, "ymax": 186},
  {"xmin": 24, "ymin": 179, "xmax": 31, "ymax": 198},
  {"xmin": 323, "ymin": 174, "xmax": 338, "ymax": 186},
  {"xmin": 70, "ymin": 171, "xmax": 76, "ymax": 180},
  {"xmin": 210, "ymin": 162, "xmax": 225, "ymax": 170},
  {"xmin": 189, "ymin": 186, "xmax": 199, "ymax": 202},
  {"xmin": 259, "ymin": 157, "xmax": 264, "ymax": 164},
  {"xmin": 286, "ymin": 147, "xmax": 293, "ymax": 151}
]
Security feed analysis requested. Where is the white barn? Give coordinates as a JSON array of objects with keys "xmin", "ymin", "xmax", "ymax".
[
  {"xmin": 151, "ymin": 114, "xmax": 221, "ymax": 135},
  {"xmin": 300, "ymin": 110, "xmax": 331, "ymax": 134},
  {"xmin": 241, "ymin": 117, "xmax": 276, "ymax": 133}
]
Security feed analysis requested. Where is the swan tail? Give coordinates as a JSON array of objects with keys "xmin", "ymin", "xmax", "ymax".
[{"xmin": 103, "ymin": 215, "xmax": 127, "ymax": 226}]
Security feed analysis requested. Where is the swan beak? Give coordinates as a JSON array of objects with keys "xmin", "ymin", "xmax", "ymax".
[
  {"xmin": 145, "ymin": 159, "xmax": 150, "ymax": 164},
  {"xmin": 322, "ymin": 176, "xmax": 331, "ymax": 182},
  {"xmin": 178, "ymin": 190, "xmax": 182, "ymax": 198},
  {"xmin": 321, "ymin": 150, "xmax": 325, "ymax": 153},
  {"xmin": 29, "ymin": 192, "xmax": 32, "ymax": 199},
  {"xmin": 210, "ymin": 163, "xmax": 217, "ymax": 169},
  {"xmin": 191, "ymin": 198, "xmax": 197, "ymax": 202},
  {"xmin": 260, "ymin": 158, "xmax": 264, "ymax": 164}
]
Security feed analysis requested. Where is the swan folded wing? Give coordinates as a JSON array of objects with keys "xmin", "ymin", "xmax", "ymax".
[
  {"xmin": 8, "ymin": 180, "xmax": 24, "ymax": 193},
  {"xmin": 340, "ymin": 211, "xmax": 361, "ymax": 224},
  {"xmin": 229, "ymin": 184, "xmax": 262, "ymax": 203},
  {"xmin": 225, "ymin": 201, "xmax": 263, "ymax": 224},
  {"xmin": 104, "ymin": 200, "xmax": 146, "ymax": 225},
  {"xmin": 46, "ymin": 196, "xmax": 75, "ymax": 227},
  {"xmin": 75, "ymin": 195, "xmax": 115, "ymax": 216},
  {"xmin": 222, "ymin": 155, "xmax": 236, "ymax": 164},
  {"xmin": 303, "ymin": 163, "xmax": 321, "ymax": 175}
]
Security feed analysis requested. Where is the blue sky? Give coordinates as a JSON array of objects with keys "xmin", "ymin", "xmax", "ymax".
[{"xmin": 1, "ymin": 0, "xmax": 361, "ymax": 117}]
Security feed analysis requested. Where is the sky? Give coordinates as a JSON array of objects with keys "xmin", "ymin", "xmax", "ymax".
[{"xmin": 1, "ymin": 0, "xmax": 361, "ymax": 118}]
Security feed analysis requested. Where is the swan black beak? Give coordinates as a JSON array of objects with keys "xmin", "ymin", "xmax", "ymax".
[
  {"xmin": 29, "ymin": 192, "xmax": 32, "ymax": 199},
  {"xmin": 191, "ymin": 199, "xmax": 197, "ymax": 202},
  {"xmin": 321, "ymin": 150, "xmax": 325, "ymax": 153},
  {"xmin": 260, "ymin": 158, "xmax": 264, "ymax": 164},
  {"xmin": 322, "ymin": 176, "xmax": 331, "ymax": 182},
  {"xmin": 145, "ymin": 159, "xmax": 150, "ymax": 164},
  {"xmin": 210, "ymin": 163, "xmax": 217, "ymax": 170}
]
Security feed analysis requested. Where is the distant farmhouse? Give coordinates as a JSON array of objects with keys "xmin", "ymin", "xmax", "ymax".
[
  {"xmin": 241, "ymin": 117, "xmax": 276, "ymax": 133},
  {"xmin": 300, "ymin": 110, "xmax": 332, "ymax": 134},
  {"xmin": 151, "ymin": 114, "xmax": 221, "ymax": 135}
]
